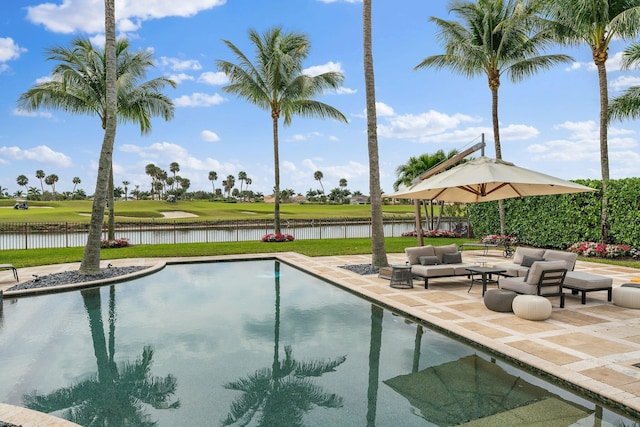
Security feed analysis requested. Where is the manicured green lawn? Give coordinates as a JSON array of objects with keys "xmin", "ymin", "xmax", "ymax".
[{"xmin": 0, "ymin": 199, "xmax": 417, "ymax": 222}]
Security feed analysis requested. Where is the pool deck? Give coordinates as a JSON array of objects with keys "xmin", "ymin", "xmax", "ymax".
[{"xmin": 1, "ymin": 250, "xmax": 640, "ymax": 425}]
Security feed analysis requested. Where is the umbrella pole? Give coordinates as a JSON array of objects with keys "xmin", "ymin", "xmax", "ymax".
[{"xmin": 414, "ymin": 199, "xmax": 423, "ymax": 246}]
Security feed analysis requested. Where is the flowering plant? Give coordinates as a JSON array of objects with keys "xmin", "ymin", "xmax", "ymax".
[
  {"xmin": 567, "ymin": 241, "xmax": 631, "ymax": 258},
  {"xmin": 100, "ymin": 237, "xmax": 130, "ymax": 248},
  {"xmin": 401, "ymin": 229, "xmax": 461, "ymax": 238},
  {"xmin": 261, "ymin": 233, "xmax": 295, "ymax": 242}
]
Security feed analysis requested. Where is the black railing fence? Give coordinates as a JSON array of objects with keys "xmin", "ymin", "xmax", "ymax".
[{"xmin": 0, "ymin": 217, "xmax": 469, "ymax": 250}]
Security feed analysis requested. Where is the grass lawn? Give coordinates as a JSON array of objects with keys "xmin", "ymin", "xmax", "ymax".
[{"xmin": 0, "ymin": 199, "xmax": 418, "ymax": 222}]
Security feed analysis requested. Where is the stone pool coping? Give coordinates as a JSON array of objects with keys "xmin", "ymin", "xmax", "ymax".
[{"xmin": 1, "ymin": 250, "xmax": 640, "ymax": 425}]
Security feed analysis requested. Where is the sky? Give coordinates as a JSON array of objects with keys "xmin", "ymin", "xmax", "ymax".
[{"xmin": 1, "ymin": 0, "xmax": 640, "ymax": 198}]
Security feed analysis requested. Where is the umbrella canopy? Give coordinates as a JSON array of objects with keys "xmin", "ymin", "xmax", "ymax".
[
  {"xmin": 386, "ymin": 156, "xmax": 596, "ymax": 203},
  {"xmin": 384, "ymin": 354, "xmax": 592, "ymax": 426}
]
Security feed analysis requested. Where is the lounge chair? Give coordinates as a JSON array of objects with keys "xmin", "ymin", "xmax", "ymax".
[
  {"xmin": 499, "ymin": 260, "xmax": 567, "ymax": 308},
  {"xmin": 459, "ymin": 234, "xmax": 516, "ymax": 257},
  {"xmin": 0, "ymin": 264, "xmax": 19, "ymax": 282}
]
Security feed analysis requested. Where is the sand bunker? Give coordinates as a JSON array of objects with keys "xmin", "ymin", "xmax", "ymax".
[{"xmin": 161, "ymin": 211, "xmax": 198, "ymax": 218}]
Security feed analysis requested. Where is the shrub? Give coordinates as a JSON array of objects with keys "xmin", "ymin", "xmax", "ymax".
[
  {"xmin": 401, "ymin": 229, "xmax": 461, "ymax": 238},
  {"xmin": 100, "ymin": 237, "xmax": 130, "ymax": 249},
  {"xmin": 261, "ymin": 233, "xmax": 295, "ymax": 242},
  {"xmin": 481, "ymin": 235, "xmax": 519, "ymax": 246}
]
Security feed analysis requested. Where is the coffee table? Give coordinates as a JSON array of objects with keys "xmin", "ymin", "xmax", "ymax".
[
  {"xmin": 389, "ymin": 265, "xmax": 413, "ymax": 289},
  {"xmin": 465, "ymin": 266, "xmax": 506, "ymax": 296}
]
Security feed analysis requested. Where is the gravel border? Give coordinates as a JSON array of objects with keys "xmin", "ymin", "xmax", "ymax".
[
  {"xmin": 339, "ymin": 264, "xmax": 379, "ymax": 275},
  {"xmin": 6, "ymin": 266, "xmax": 149, "ymax": 292}
]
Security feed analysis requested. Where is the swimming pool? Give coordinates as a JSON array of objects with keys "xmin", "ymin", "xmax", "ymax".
[{"xmin": 0, "ymin": 260, "xmax": 636, "ymax": 426}]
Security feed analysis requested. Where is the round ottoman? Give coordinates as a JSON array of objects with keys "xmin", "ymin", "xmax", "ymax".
[
  {"xmin": 613, "ymin": 285, "xmax": 640, "ymax": 309},
  {"xmin": 484, "ymin": 289, "xmax": 517, "ymax": 312},
  {"xmin": 512, "ymin": 295, "xmax": 552, "ymax": 320}
]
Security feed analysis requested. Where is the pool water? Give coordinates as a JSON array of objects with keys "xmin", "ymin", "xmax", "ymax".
[{"xmin": 0, "ymin": 260, "xmax": 636, "ymax": 426}]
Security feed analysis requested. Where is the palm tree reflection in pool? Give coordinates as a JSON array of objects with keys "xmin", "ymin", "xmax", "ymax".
[
  {"xmin": 23, "ymin": 286, "xmax": 180, "ymax": 426},
  {"xmin": 221, "ymin": 261, "xmax": 346, "ymax": 426}
]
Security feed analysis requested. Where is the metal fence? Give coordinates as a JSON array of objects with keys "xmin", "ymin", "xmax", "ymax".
[{"xmin": 0, "ymin": 217, "xmax": 469, "ymax": 250}]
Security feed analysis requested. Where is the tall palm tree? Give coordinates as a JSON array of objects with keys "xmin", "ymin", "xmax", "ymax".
[
  {"xmin": 44, "ymin": 173, "xmax": 58, "ymax": 200},
  {"xmin": 415, "ymin": 0, "xmax": 572, "ymax": 234},
  {"xmin": 122, "ymin": 180, "xmax": 130, "ymax": 201},
  {"xmin": 314, "ymin": 170, "xmax": 325, "ymax": 194},
  {"xmin": 16, "ymin": 174, "xmax": 29, "ymax": 195},
  {"xmin": 542, "ymin": 0, "xmax": 640, "ymax": 243},
  {"xmin": 208, "ymin": 170, "xmax": 218, "ymax": 195},
  {"xmin": 224, "ymin": 174, "xmax": 235, "ymax": 198},
  {"xmin": 364, "ymin": 0, "xmax": 389, "ymax": 268},
  {"xmin": 169, "ymin": 161, "xmax": 180, "ymax": 186},
  {"xmin": 216, "ymin": 26, "xmax": 347, "ymax": 234},
  {"xmin": 18, "ymin": 35, "xmax": 175, "ymax": 272},
  {"xmin": 35, "ymin": 169, "xmax": 45, "ymax": 198},
  {"xmin": 72, "ymin": 176, "xmax": 81, "ymax": 193},
  {"xmin": 237, "ymin": 170, "xmax": 247, "ymax": 194}
]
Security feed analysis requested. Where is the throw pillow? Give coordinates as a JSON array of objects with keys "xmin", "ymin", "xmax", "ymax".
[
  {"xmin": 442, "ymin": 252, "xmax": 462, "ymax": 264},
  {"xmin": 521, "ymin": 255, "xmax": 545, "ymax": 268},
  {"xmin": 418, "ymin": 256, "xmax": 440, "ymax": 266}
]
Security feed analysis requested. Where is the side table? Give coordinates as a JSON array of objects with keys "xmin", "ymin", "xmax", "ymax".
[{"xmin": 390, "ymin": 265, "xmax": 413, "ymax": 289}]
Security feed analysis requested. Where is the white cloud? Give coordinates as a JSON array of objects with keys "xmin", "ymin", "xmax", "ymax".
[
  {"xmin": 173, "ymin": 92, "xmax": 226, "ymax": 107},
  {"xmin": 335, "ymin": 86, "xmax": 357, "ymax": 95},
  {"xmin": 159, "ymin": 57, "xmax": 202, "ymax": 71},
  {"xmin": 0, "ymin": 145, "xmax": 72, "ymax": 167},
  {"xmin": 0, "ymin": 37, "xmax": 27, "ymax": 64},
  {"xmin": 610, "ymin": 75, "xmax": 640, "ymax": 92},
  {"xmin": 198, "ymin": 71, "xmax": 229, "ymax": 85},
  {"xmin": 13, "ymin": 109, "xmax": 54, "ymax": 118},
  {"xmin": 304, "ymin": 61, "xmax": 344, "ymax": 76},
  {"xmin": 378, "ymin": 109, "xmax": 480, "ymax": 141},
  {"xmin": 167, "ymin": 73, "xmax": 194, "ymax": 84},
  {"xmin": 375, "ymin": 102, "xmax": 395, "ymax": 117},
  {"xmin": 26, "ymin": 0, "xmax": 227, "ymax": 34},
  {"xmin": 200, "ymin": 130, "xmax": 220, "ymax": 142}
]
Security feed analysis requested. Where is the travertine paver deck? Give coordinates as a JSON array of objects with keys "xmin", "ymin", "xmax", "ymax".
[{"xmin": 1, "ymin": 249, "xmax": 640, "ymax": 424}]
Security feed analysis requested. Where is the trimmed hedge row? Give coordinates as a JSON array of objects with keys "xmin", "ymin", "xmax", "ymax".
[{"xmin": 468, "ymin": 178, "xmax": 640, "ymax": 249}]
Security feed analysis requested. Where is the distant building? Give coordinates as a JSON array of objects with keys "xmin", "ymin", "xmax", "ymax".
[{"xmin": 350, "ymin": 195, "xmax": 369, "ymax": 205}]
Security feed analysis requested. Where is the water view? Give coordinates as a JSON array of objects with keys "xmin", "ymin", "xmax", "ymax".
[{"xmin": 0, "ymin": 260, "xmax": 636, "ymax": 426}]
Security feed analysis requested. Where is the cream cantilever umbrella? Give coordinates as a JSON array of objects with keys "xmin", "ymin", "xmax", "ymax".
[{"xmin": 387, "ymin": 156, "xmax": 596, "ymax": 203}]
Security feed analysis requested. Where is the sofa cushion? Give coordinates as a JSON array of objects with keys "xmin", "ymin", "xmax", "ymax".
[
  {"xmin": 442, "ymin": 252, "xmax": 462, "ymax": 264},
  {"xmin": 493, "ymin": 262, "xmax": 528, "ymax": 277},
  {"xmin": 525, "ymin": 261, "xmax": 567, "ymax": 285},
  {"xmin": 419, "ymin": 255, "xmax": 440, "ymax": 266},
  {"xmin": 513, "ymin": 247, "xmax": 546, "ymax": 265},
  {"xmin": 411, "ymin": 265, "xmax": 454, "ymax": 277},
  {"xmin": 542, "ymin": 250, "xmax": 578, "ymax": 271},
  {"xmin": 405, "ymin": 245, "xmax": 435, "ymax": 265},
  {"xmin": 433, "ymin": 244, "xmax": 458, "ymax": 263},
  {"xmin": 521, "ymin": 255, "xmax": 545, "ymax": 268}
]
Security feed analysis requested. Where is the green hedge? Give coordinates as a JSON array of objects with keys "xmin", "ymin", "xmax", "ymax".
[{"xmin": 468, "ymin": 178, "xmax": 640, "ymax": 249}]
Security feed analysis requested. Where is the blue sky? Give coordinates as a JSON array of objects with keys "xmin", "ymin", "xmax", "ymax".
[{"xmin": 1, "ymin": 0, "xmax": 639, "ymax": 198}]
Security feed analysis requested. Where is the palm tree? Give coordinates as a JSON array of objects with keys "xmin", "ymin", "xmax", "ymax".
[
  {"xmin": 208, "ymin": 170, "xmax": 218, "ymax": 196},
  {"xmin": 314, "ymin": 170, "xmax": 325, "ymax": 194},
  {"xmin": 44, "ymin": 174, "xmax": 58, "ymax": 200},
  {"xmin": 133, "ymin": 184, "xmax": 140, "ymax": 200},
  {"xmin": 18, "ymin": 34, "xmax": 175, "ymax": 273},
  {"xmin": 145, "ymin": 163, "xmax": 158, "ymax": 199},
  {"xmin": 237, "ymin": 170, "xmax": 247, "ymax": 194},
  {"xmin": 216, "ymin": 26, "xmax": 347, "ymax": 234},
  {"xmin": 16, "ymin": 174, "xmax": 29, "ymax": 195},
  {"xmin": 122, "ymin": 180, "xmax": 130, "ymax": 201},
  {"xmin": 610, "ymin": 44, "xmax": 640, "ymax": 121},
  {"xmin": 72, "ymin": 176, "xmax": 81, "ymax": 193},
  {"xmin": 35, "ymin": 169, "xmax": 45, "ymax": 198},
  {"xmin": 224, "ymin": 174, "xmax": 235, "ymax": 198},
  {"xmin": 415, "ymin": 0, "xmax": 572, "ymax": 234},
  {"xmin": 364, "ymin": 0, "xmax": 389, "ymax": 268},
  {"xmin": 169, "ymin": 162, "xmax": 180, "ymax": 186},
  {"xmin": 542, "ymin": 0, "xmax": 640, "ymax": 243}
]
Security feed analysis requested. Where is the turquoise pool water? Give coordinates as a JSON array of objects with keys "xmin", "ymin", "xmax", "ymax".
[{"xmin": 0, "ymin": 260, "xmax": 636, "ymax": 426}]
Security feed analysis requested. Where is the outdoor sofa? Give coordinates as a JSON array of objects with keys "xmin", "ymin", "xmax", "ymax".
[
  {"xmin": 405, "ymin": 244, "xmax": 476, "ymax": 289},
  {"xmin": 499, "ymin": 260, "xmax": 567, "ymax": 307}
]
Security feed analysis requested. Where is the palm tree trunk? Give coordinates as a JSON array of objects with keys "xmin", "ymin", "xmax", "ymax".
[
  {"xmin": 80, "ymin": 0, "xmax": 116, "ymax": 275},
  {"xmin": 366, "ymin": 304, "xmax": 383, "ymax": 426},
  {"xmin": 108, "ymin": 165, "xmax": 115, "ymax": 241},
  {"xmin": 272, "ymin": 115, "xmax": 281, "ymax": 234},
  {"xmin": 597, "ymin": 61, "xmax": 610, "ymax": 243},
  {"xmin": 491, "ymin": 85, "xmax": 506, "ymax": 235},
  {"xmin": 364, "ymin": 0, "xmax": 388, "ymax": 268}
]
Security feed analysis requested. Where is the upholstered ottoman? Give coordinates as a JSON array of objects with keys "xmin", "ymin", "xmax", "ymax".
[
  {"xmin": 613, "ymin": 284, "xmax": 640, "ymax": 309},
  {"xmin": 512, "ymin": 295, "xmax": 552, "ymax": 320},
  {"xmin": 563, "ymin": 271, "xmax": 613, "ymax": 304},
  {"xmin": 484, "ymin": 289, "xmax": 517, "ymax": 312}
]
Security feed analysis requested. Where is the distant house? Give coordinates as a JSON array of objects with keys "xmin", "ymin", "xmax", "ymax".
[{"xmin": 350, "ymin": 195, "xmax": 369, "ymax": 205}]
